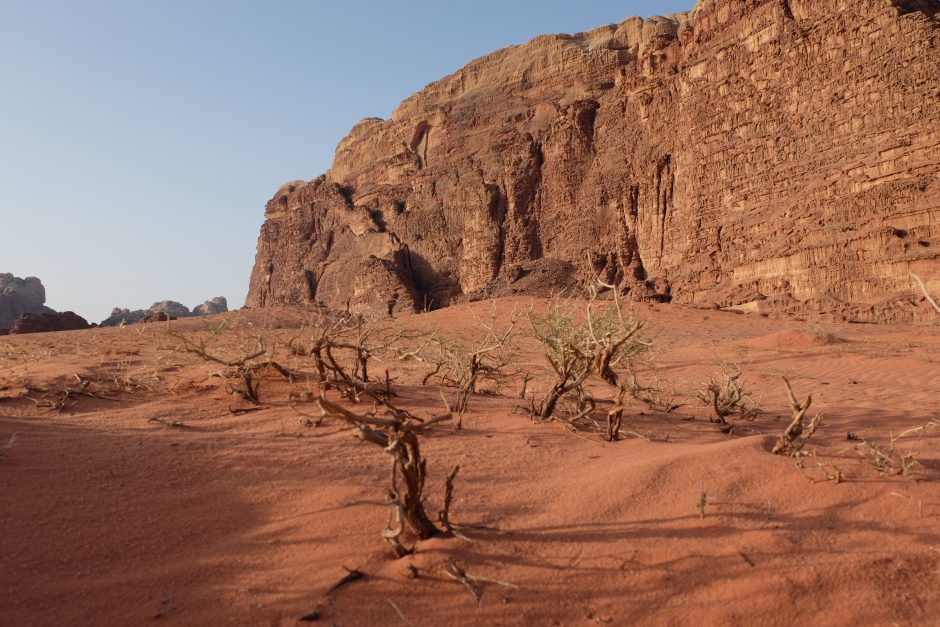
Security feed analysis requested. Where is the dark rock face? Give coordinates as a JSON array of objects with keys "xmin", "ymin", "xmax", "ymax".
[
  {"xmin": 0, "ymin": 274, "xmax": 54, "ymax": 330},
  {"xmin": 247, "ymin": 0, "xmax": 940, "ymax": 322},
  {"xmin": 9, "ymin": 312, "xmax": 91, "ymax": 334}
]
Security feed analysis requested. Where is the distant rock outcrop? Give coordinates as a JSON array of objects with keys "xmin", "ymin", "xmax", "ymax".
[
  {"xmin": 9, "ymin": 312, "xmax": 91, "ymax": 334},
  {"xmin": 0, "ymin": 274, "xmax": 55, "ymax": 330},
  {"xmin": 193, "ymin": 297, "xmax": 228, "ymax": 316},
  {"xmin": 247, "ymin": 0, "xmax": 940, "ymax": 323},
  {"xmin": 100, "ymin": 297, "xmax": 229, "ymax": 326}
]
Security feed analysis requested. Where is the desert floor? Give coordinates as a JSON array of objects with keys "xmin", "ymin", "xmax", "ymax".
[{"xmin": 1, "ymin": 298, "xmax": 939, "ymax": 626}]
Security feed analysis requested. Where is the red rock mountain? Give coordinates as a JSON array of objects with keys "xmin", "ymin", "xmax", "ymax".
[{"xmin": 247, "ymin": 0, "xmax": 940, "ymax": 322}]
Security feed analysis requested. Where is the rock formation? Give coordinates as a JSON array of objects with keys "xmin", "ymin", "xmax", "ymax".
[
  {"xmin": 193, "ymin": 297, "xmax": 229, "ymax": 316},
  {"xmin": 9, "ymin": 312, "xmax": 91, "ymax": 335},
  {"xmin": 247, "ymin": 0, "xmax": 940, "ymax": 322},
  {"xmin": 0, "ymin": 274, "xmax": 55, "ymax": 330},
  {"xmin": 100, "ymin": 297, "xmax": 229, "ymax": 327}
]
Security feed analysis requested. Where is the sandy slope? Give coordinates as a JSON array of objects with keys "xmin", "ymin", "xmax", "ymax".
[{"xmin": 1, "ymin": 299, "xmax": 938, "ymax": 626}]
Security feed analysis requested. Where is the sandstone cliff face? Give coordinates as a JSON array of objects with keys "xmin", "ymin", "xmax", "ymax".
[{"xmin": 248, "ymin": 0, "xmax": 940, "ymax": 322}]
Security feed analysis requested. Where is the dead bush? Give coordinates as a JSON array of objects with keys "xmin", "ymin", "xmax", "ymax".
[
  {"xmin": 168, "ymin": 326, "xmax": 292, "ymax": 404},
  {"xmin": 420, "ymin": 306, "xmax": 518, "ymax": 427},
  {"xmin": 316, "ymin": 394, "xmax": 459, "ymax": 557},
  {"xmin": 856, "ymin": 421, "xmax": 937, "ymax": 478},
  {"xmin": 625, "ymin": 366, "xmax": 683, "ymax": 413},
  {"xmin": 286, "ymin": 308, "xmax": 391, "ymax": 403},
  {"xmin": 24, "ymin": 374, "xmax": 119, "ymax": 410},
  {"xmin": 697, "ymin": 367, "xmax": 760, "ymax": 432},
  {"xmin": 529, "ymin": 281, "xmax": 648, "ymax": 441},
  {"xmin": 772, "ymin": 377, "xmax": 820, "ymax": 456}
]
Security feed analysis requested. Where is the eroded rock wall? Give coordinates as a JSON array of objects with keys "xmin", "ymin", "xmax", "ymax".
[{"xmin": 248, "ymin": 0, "xmax": 940, "ymax": 322}]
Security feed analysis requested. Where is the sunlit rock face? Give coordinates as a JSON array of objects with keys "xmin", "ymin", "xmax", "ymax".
[{"xmin": 248, "ymin": 0, "xmax": 940, "ymax": 322}]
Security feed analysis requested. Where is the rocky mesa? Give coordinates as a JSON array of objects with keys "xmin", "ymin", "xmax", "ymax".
[{"xmin": 247, "ymin": 0, "xmax": 940, "ymax": 322}]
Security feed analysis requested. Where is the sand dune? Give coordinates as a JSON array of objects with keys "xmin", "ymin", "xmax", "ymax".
[{"xmin": 1, "ymin": 299, "xmax": 938, "ymax": 625}]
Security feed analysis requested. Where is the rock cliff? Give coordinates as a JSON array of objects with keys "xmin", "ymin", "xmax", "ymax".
[{"xmin": 247, "ymin": 0, "xmax": 940, "ymax": 322}]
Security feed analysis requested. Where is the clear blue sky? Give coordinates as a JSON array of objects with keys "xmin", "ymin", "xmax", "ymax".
[{"xmin": 0, "ymin": 0, "xmax": 692, "ymax": 323}]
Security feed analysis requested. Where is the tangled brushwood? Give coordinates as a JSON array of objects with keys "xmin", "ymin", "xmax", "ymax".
[
  {"xmin": 697, "ymin": 367, "xmax": 760, "ymax": 432},
  {"xmin": 419, "ymin": 306, "xmax": 518, "ymax": 427},
  {"xmin": 529, "ymin": 281, "xmax": 649, "ymax": 441},
  {"xmin": 168, "ymin": 323, "xmax": 293, "ymax": 404}
]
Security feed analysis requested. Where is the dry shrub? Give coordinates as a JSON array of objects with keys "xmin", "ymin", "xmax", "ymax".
[
  {"xmin": 626, "ymin": 367, "xmax": 683, "ymax": 413},
  {"xmin": 697, "ymin": 367, "xmax": 760, "ymax": 432},
  {"xmin": 809, "ymin": 325, "xmax": 847, "ymax": 345},
  {"xmin": 857, "ymin": 421, "xmax": 937, "ymax": 479},
  {"xmin": 418, "ymin": 305, "xmax": 518, "ymax": 426},
  {"xmin": 316, "ymin": 395, "xmax": 459, "ymax": 557},
  {"xmin": 167, "ymin": 323, "xmax": 291, "ymax": 404},
  {"xmin": 529, "ymin": 283, "xmax": 648, "ymax": 441},
  {"xmin": 286, "ymin": 309, "xmax": 382, "ymax": 401},
  {"xmin": 773, "ymin": 377, "xmax": 820, "ymax": 456}
]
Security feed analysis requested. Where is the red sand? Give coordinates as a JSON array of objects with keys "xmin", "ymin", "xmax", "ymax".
[{"xmin": 1, "ymin": 299, "xmax": 938, "ymax": 626}]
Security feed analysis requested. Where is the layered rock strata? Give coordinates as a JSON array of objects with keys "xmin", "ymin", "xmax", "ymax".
[{"xmin": 248, "ymin": 0, "xmax": 940, "ymax": 322}]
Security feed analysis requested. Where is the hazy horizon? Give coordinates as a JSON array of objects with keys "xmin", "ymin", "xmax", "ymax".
[{"xmin": 1, "ymin": 0, "xmax": 692, "ymax": 323}]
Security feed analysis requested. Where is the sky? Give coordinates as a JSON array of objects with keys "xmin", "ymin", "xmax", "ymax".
[{"xmin": 0, "ymin": 0, "xmax": 692, "ymax": 323}]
